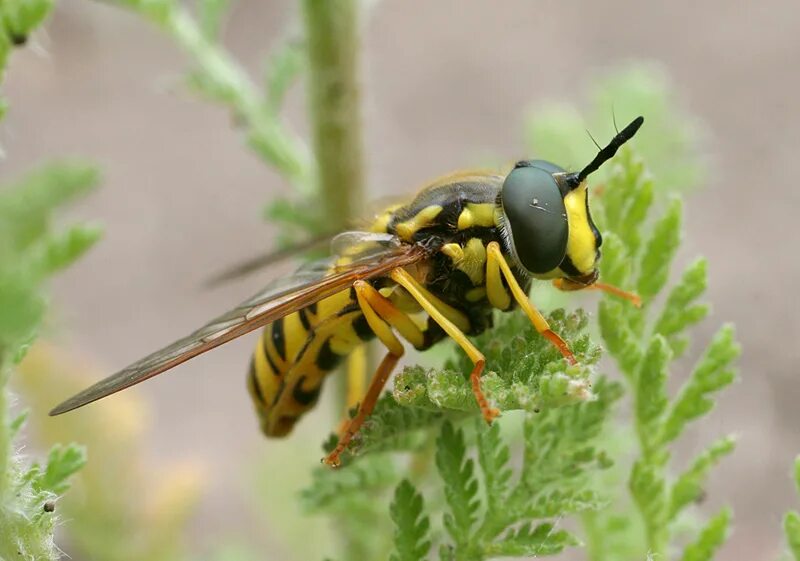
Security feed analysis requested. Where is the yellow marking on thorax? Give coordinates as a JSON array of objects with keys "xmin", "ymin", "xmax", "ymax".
[
  {"xmin": 395, "ymin": 205, "xmax": 442, "ymax": 240},
  {"xmin": 370, "ymin": 204, "xmax": 402, "ymax": 233},
  {"xmin": 562, "ymin": 183, "xmax": 597, "ymax": 275},
  {"xmin": 457, "ymin": 203, "xmax": 496, "ymax": 230}
]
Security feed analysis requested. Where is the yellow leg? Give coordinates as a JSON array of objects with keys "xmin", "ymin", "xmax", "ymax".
[
  {"xmin": 323, "ymin": 352, "xmax": 399, "ymax": 468},
  {"xmin": 486, "ymin": 242, "xmax": 576, "ymax": 365},
  {"xmin": 323, "ymin": 280, "xmax": 428, "ymax": 467},
  {"xmin": 345, "ymin": 345, "xmax": 367, "ymax": 415},
  {"xmin": 389, "ymin": 268, "xmax": 500, "ymax": 424},
  {"xmin": 552, "ymin": 278, "xmax": 642, "ymax": 307}
]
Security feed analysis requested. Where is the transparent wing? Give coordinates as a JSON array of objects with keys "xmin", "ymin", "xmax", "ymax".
[{"xmin": 50, "ymin": 233, "xmax": 427, "ymax": 415}]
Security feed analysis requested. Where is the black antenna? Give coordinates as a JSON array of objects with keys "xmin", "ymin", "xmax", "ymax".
[{"xmin": 566, "ymin": 116, "xmax": 644, "ymax": 189}]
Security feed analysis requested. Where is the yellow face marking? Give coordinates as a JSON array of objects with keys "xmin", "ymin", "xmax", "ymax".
[
  {"xmin": 562, "ymin": 183, "xmax": 597, "ymax": 275},
  {"xmin": 457, "ymin": 203, "xmax": 496, "ymax": 230},
  {"xmin": 395, "ymin": 205, "xmax": 443, "ymax": 240}
]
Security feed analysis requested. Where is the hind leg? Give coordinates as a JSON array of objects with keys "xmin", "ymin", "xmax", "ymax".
[
  {"xmin": 322, "ymin": 279, "xmax": 426, "ymax": 467},
  {"xmin": 323, "ymin": 351, "xmax": 400, "ymax": 467}
]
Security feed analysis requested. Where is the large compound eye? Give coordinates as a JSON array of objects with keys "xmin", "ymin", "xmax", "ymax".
[{"xmin": 500, "ymin": 161, "xmax": 569, "ymax": 274}]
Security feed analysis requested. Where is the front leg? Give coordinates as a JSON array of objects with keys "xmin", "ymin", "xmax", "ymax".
[
  {"xmin": 485, "ymin": 242, "xmax": 576, "ymax": 365},
  {"xmin": 552, "ymin": 278, "xmax": 642, "ymax": 307}
]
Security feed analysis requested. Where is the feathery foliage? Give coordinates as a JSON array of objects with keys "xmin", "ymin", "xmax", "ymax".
[
  {"xmin": 0, "ymin": 4, "xmax": 101, "ymax": 558},
  {"xmin": 0, "ymin": 161, "xmax": 99, "ymax": 557},
  {"xmin": 527, "ymin": 90, "xmax": 739, "ymax": 559}
]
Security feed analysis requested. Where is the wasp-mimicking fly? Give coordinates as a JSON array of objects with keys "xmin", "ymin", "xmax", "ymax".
[{"xmin": 50, "ymin": 117, "xmax": 644, "ymax": 467}]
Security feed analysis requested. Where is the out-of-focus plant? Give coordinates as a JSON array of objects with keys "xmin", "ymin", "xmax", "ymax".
[
  {"xmin": 16, "ymin": 344, "xmax": 203, "ymax": 561},
  {"xmin": 0, "ymin": 3, "xmax": 101, "ymax": 558},
  {"xmin": 103, "ymin": 0, "xmax": 365, "ymax": 244},
  {"xmin": 783, "ymin": 456, "xmax": 800, "ymax": 560}
]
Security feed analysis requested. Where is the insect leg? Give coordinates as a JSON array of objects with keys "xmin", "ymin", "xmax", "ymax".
[
  {"xmin": 323, "ymin": 351, "xmax": 399, "ymax": 468},
  {"xmin": 389, "ymin": 268, "xmax": 500, "ymax": 424},
  {"xmin": 323, "ymin": 279, "xmax": 424, "ymax": 467},
  {"xmin": 551, "ymin": 278, "xmax": 642, "ymax": 307},
  {"xmin": 486, "ymin": 242, "xmax": 577, "ymax": 365},
  {"xmin": 345, "ymin": 346, "xmax": 367, "ymax": 417}
]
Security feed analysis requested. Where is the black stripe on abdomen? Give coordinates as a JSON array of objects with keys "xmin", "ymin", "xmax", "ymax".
[
  {"xmin": 316, "ymin": 339, "xmax": 344, "ymax": 370},
  {"xmin": 261, "ymin": 330, "xmax": 281, "ymax": 375},
  {"xmin": 292, "ymin": 375, "xmax": 322, "ymax": 406},
  {"xmin": 271, "ymin": 318, "xmax": 287, "ymax": 360}
]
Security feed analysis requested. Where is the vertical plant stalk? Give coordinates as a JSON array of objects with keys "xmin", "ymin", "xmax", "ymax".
[
  {"xmin": 301, "ymin": 0, "xmax": 365, "ymax": 227},
  {"xmin": 301, "ymin": 0, "xmax": 368, "ymax": 419}
]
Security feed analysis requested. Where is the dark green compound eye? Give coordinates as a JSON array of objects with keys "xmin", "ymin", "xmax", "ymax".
[{"xmin": 500, "ymin": 160, "xmax": 569, "ymax": 274}]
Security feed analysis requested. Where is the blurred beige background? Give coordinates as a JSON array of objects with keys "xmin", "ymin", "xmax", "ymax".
[{"xmin": 3, "ymin": 0, "xmax": 800, "ymax": 559}]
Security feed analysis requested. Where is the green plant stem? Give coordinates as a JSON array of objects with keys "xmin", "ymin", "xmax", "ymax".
[
  {"xmin": 301, "ymin": 0, "xmax": 365, "ymax": 227},
  {"xmin": 301, "ymin": 0, "xmax": 367, "ymax": 423}
]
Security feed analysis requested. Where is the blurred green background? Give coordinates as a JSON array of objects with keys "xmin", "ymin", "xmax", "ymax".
[{"xmin": 2, "ymin": 1, "xmax": 798, "ymax": 559}]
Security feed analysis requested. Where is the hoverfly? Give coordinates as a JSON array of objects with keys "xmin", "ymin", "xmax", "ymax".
[{"xmin": 51, "ymin": 117, "xmax": 644, "ymax": 467}]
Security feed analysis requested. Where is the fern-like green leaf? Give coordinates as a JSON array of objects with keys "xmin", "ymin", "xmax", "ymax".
[
  {"xmin": 634, "ymin": 336, "xmax": 671, "ymax": 459},
  {"xmin": 680, "ymin": 508, "xmax": 731, "ymax": 561},
  {"xmin": 637, "ymin": 197, "xmax": 682, "ymax": 301},
  {"xmin": 661, "ymin": 325, "xmax": 739, "ymax": 445},
  {"xmin": 26, "ymin": 225, "xmax": 103, "ymax": 280},
  {"xmin": 598, "ymin": 299, "xmax": 642, "ymax": 378},
  {"xmin": 629, "ymin": 460, "xmax": 668, "ymax": 553},
  {"xmin": 669, "ymin": 436, "xmax": 736, "ymax": 520},
  {"xmin": 476, "ymin": 422, "xmax": 511, "ymax": 522},
  {"xmin": 33, "ymin": 444, "xmax": 87, "ymax": 496},
  {"xmin": 654, "ymin": 258, "xmax": 709, "ymax": 342},
  {"xmin": 301, "ymin": 453, "xmax": 396, "ymax": 512},
  {"xmin": 484, "ymin": 522, "xmax": 578, "ymax": 557},
  {"xmin": 435, "ymin": 422, "xmax": 480, "ymax": 548},
  {"xmin": 389, "ymin": 480, "xmax": 431, "ymax": 561}
]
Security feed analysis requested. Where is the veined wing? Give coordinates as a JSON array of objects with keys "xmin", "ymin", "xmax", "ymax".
[{"xmin": 50, "ymin": 233, "xmax": 428, "ymax": 416}]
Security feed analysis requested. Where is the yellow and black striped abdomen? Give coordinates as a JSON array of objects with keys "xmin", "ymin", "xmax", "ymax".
[{"xmin": 248, "ymin": 288, "xmax": 374, "ymax": 437}]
